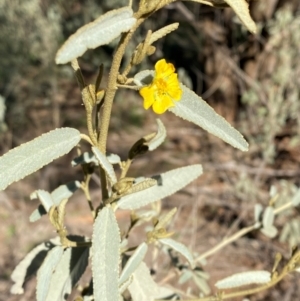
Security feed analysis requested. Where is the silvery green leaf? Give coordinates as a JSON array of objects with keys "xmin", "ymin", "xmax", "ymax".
[
  {"xmin": 146, "ymin": 119, "xmax": 166, "ymax": 151},
  {"xmin": 178, "ymin": 270, "xmax": 193, "ymax": 284},
  {"xmin": 55, "ymin": 7, "xmax": 136, "ymax": 64},
  {"xmin": 291, "ymin": 188, "xmax": 300, "ymax": 207},
  {"xmin": 192, "ymin": 273, "xmax": 211, "ymax": 295},
  {"xmin": 92, "ymin": 147, "xmax": 117, "ymax": 185},
  {"xmin": 30, "ymin": 190, "xmax": 53, "ymax": 212},
  {"xmin": 51, "ymin": 181, "xmax": 81, "ymax": 205},
  {"xmin": 170, "ymin": 84, "xmax": 248, "ymax": 151},
  {"xmin": 215, "ymin": 270, "xmax": 271, "ymax": 289},
  {"xmin": 30, "ymin": 181, "xmax": 81, "ymax": 222},
  {"xmin": 29, "ymin": 190, "xmax": 53, "ymax": 222},
  {"xmin": 262, "ymin": 206, "xmax": 275, "ymax": 229},
  {"xmin": 133, "ymin": 70, "xmax": 154, "ymax": 87},
  {"xmin": 107, "ymin": 153, "xmax": 121, "ymax": 164},
  {"xmin": 11, "ymin": 240, "xmax": 57, "ymax": 294},
  {"xmin": 117, "ymin": 164, "xmax": 203, "ymax": 210},
  {"xmin": 260, "ymin": 225, "xmax": 278, "ymax": 238},
  {"xmin": 119, "ymin": 275, "xmax": 133, "ymax": 294},
  {"xmin": 36, "ymin": 246, "xmax": 64, "ymax": 301},
  {"xmin": 160, "ymin": 238, "xmax": 195, "ymax": 268},
  {"xmin": 194, "ymin": 269, "xmax": 210, "ymax": 280},
  {"xmin": 186, "ymin": 0, "xmax": 256, "ymax": 33},
  {"xmin": 72, "ymin": 152, "xmax": 121, "ymax": 166},
  {"xmin": 72, "ymin": 152, "xmax": 98, "ymax": 166},
  {"xmin": 119, "ymin": 243, "xmax": 148, "ymax": 286},
  {"xmin": 224, "ymin": 0, "xmax": 257, "ymax": 33},
  {"xmin": 92, "ymin": 206, "xmax": 120, "ymax": 301},
  {"xmin": 0, "ymin": 128, "xmax": 81, "ymax": 191},
  {"xmin": 42, "ymin": 246, "xmax": 89, "ymax": 301},
  {"xmin": 29, "ymin": 205, "xmax": 48, "ymax": 222},
  {"xmin": 133, "ymin": 70, "xmax": 248, "ymax": 151},
  {"xmin": 127, "ymin": 262, "xmax": 160, "ymax": 301}
]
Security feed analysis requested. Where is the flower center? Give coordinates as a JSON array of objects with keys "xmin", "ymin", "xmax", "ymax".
[{"xmin": 155, "ymin": 78, "xmax": 168, "ymax": 96}]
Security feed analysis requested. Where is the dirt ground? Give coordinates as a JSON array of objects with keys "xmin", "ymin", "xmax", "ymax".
[{"xmin": 1, "ymin": 0, "xmax": 300, "ymax": 300}]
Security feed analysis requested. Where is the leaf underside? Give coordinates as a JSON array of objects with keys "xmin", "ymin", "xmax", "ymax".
[
  {"xmin": 118, "ymin": 164, "xmax": 203, "ymax": 210},
  {"xmin": 55, "ymin": 7, "xmax": 136, "ymax": 64},
  {"xmin": 92, "ymin": 206, "xmax": 120, "ymax": 301},
  {"xmin": 0, "ymin": 128, "xmax": 81, "ymax": 191}
]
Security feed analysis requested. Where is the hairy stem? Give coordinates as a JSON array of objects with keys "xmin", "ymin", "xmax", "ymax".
[{"xmin": 98, "ymin": 18, "xmax": 144, "ymax": 153}]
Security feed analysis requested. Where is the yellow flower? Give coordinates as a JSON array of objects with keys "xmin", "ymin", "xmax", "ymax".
[{"xmin": 139, "ymin": 59, "xmax": 182, "ymax": 114}]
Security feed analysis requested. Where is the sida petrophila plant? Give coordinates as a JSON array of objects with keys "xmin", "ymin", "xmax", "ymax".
[{"xmin": 2, "ymin": 1, "xmax": 300, "ymax": 301}]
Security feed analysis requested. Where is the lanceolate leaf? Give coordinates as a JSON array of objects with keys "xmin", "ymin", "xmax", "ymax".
[
  {"xmin": 30, "ymin": 190, "xmax": 53, "ymax": 212},
  {"xmin": 215, "ymin": 270, "xmax": 271, "ymax": 289},
  {"xmin": 107, "ymin": 153, "xmax": 121, "ymax": 164},
  {"xmin": 184, "ymin": 0, "xmax": 256, "ymax": 33},
  {"xmin": 36, "ymin": 246, "xmax": 64, "ymax": 301},
  {"xmin": 92, "ymin": 147, "xmax": 117, "ymax": 184},
  {"xmin": 160, "ymin": 238, "xmax": 195, "ymax": 268},
  {"xmin": 119, "ymin": 243, "xmax": 148, "ymax": 286},
  {"xmin": 44, "ymin": 247, "xmax": 89, "ymax": 301},
  {"xmin": 146, "ymin": 119, "xmax": 167, "ymax": 151},
  {"xmin": 11, "ymin": 239, "xmax": 58, "ymax": 294},
  {"xmin": 170, "ymin": 84, "xmax": 248, "ymax": 151},
  {"xmin": 0, "ymin": 128, "xmax": 81, "ymax": 191},
  {"xmin": 133, "ymin": 70, "xmax": 154, "ymax": 87},
  {"xmin": 134, "ymin": 70, "xmax": 248, "ymax": 151},
  {"xmin": 30, "ymin": 181, "xmax": 80, "ymax": 222},
  {"xmin": 128, "ymin": 262, "xmax": 173, "ymax": 301},
  {"xmin": 92, "ymin": 206, "xmax": 120, "ymax": 301},
  {"xmin": 117, "ymin": 164, "xmax": 203, "ymax": 210},
  {"xmin": 36, "ymin": 238, "xmax": 89, "ymax": 301},
  {"xmin": 72, "ymin": 152, "xmax": 121, "ymax": 166},
  {"xmin": 224, "ymin": 0, "xmax": 257, "ymax": 33},
  {"xmin": 192, "ymin": 273, "xmax": 211, "ymax": 295},
  {"xmin": 56, "ymin": 7, "xmax": 136, "ymax": 64},
  {"xmin": 72, "ymin": 152, "xmax": 98, "ymax": 166},
  {"xmin": 51, "ymin": 181, "xmax": 81, "ymax": 204}
]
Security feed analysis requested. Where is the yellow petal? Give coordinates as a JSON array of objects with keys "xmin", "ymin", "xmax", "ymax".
[
  {"xmin": 168, "ymin": 86, "xmax": 182, "ymax": 100},
  {"xmin": 166, "ymin": 74, "xmax": 182, "ymax": 100},
  {"xmin": 167, "ymin": 73, "xmax": 179, "ymax": 86},
  {"xmin": 140, "ymin": 86, "xmax": 155, "ymax": 110},
  {"xmin": 152, "ymin": 94, "xmax": 174, "ymax": 114},
  {"xmin": 155, "ymin": 59, "xmax": 175, "ymax": 78}
]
